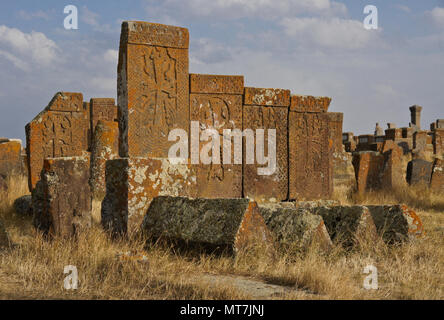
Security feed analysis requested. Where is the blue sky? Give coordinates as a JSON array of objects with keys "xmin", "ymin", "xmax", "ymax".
[{"xmin": 0, "ymin": 0, "xmax": 443, "ymax": 142}]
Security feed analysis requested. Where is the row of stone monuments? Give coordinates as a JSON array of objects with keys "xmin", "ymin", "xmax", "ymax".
[
  {"xmin": 0, "ymin": 21, "xmax": 426, "ymax": 253},
  {"xmin": 343, "ymin": 106, "xmax": 444, "ymax": 193}
]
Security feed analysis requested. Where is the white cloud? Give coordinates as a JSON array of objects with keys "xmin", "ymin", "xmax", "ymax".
[
  {"xmin": 0, "ymin": 25, "xmax": 59, "ymax": 69},
  {"xmin": 280, "ymin": 17, "xmax": 380, "ymax": 50},
  {"xmin": 103, "ymin": 49, "xmax": 118, "ymax": 64},
  {"xmin": 190, "ymin": 38, "xmax": 232, "ymax": 64},
  {"xmin": 89, "ymin": 76, "xmax": 116, "ymax": 93},
  {"xmin": 81, "ymin": 6, "xmax": 100, "ymax": 27},
  {"xmin": 145, "ymin": 0, "xmax": 347, "ymax": 21},
  {"xmin": 429, "ymin": 7, "xmax": 444, "ymax": 27}
]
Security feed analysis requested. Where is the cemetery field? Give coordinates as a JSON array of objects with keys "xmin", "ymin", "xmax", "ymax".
[{"xmin": 0, "ymin": 175, "xmax": 442, "ymax": 300}]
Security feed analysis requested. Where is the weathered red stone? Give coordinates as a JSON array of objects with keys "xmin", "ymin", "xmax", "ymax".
[
  {"xmin": 118, "ymin": 21, "xmax": 190, "ymax": 159},
  {"xmin": 25, "ymin": 92, "xmax": 89, "ymax": 191},
  {"xmin": 190, "ymin": 74, "xmax": 243, "ymax": 198},
  {"xmin": 90, "ymin": 98, "xmax": 117, "ymax": 139},
  {"xmin": 0, "ymin": 139, "xmax": 23, "ymax": 179},
  {"xmin": 243, "ymin": 87, "xmax": 289, "ymax": 202},
  {"xmin": 40, "ymin": 156, "xmax": 91, "ymax": 237},
  {"xmin": 290, "ymin": 95, "xmax": 331, "ymax": 113},
  {"xmin": 244, "ymin": 87, "xmax": 290, "ymax": 107},
  {"xmin": 289, "ymin": 111, "xmax": 332, "ymax": 200},
  {"xmin": 89, "ymin": 120, "xmax": 119, "ymax": 200},
  {"xmin": 102, "ymin": 158, "xmax": 197, "ymax": 235},
  {"xmin": 430, "ymin": 158, "xmax": 444, "ymax": 192},
  {"xmin": 352, "ymin": 151, "xmax": 384, "ymax": 193}
]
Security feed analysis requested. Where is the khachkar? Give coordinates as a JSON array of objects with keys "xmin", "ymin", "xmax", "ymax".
[
  {"xmin": 190, "ymin": 74, "xmax": 244, "ymax": 198},
  {"xmin": 25, "ymin": 92, "xmax": 89, "ymax": 191},
  {"xmin": 243, "ymin": 87, "xmax": 290, "ymax": 202},
  {"xmin": 289, "ymin": 96, "xmax": 333, "ymax": 200},
  {"xmin": 117, "ymin": 21, "xmax": 190, "ymax": 158}
]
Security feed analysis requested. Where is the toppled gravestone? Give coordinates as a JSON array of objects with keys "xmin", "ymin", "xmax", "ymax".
[
  {"xmin": 13, "ymin": 195, "xmax": 33, "ymax": 216},
  {"xmin": 102, "ymin": 158, "xmax": 197, "ymax": 236},
  {"xmin": 258, "ymin": 203, "xmax": 332, "ymax": 252},
  {"xmin": 142, "ymin": 197, "xmax": 274, "ymax": 255},
  {"xmin": 33, "ymin": 156, "xmax": 91, "ymax": 237},
  {"xmin": 0, "ymin": 219, "xmax": 11, "ymax": 249},
  {"xmin": 366, "ymin": 205, "xmax": 424, "ymax": 244},
  {"xmin": 312, "ymin": 206, "xmax": 378, "ymax": 247}
]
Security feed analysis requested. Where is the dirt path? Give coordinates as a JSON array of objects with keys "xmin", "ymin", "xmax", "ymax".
[{"xmin": 190, "ymin": 273, "xmax": 322, "ymax": 299}]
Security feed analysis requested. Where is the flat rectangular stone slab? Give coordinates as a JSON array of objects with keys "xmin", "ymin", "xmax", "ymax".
[
  {"xmin": 90, "ymin": 98, "xmax": 117, "ymax": 136},
  {"xmin": 142, "ymin": 196, "xmax": 274, "ymax": 255},
  {"xmin": 190, "ymin": 74, "xmax": 244, "ymax": 94},
  {"xmin": 0, "ymin": 140, "xmax": 23, "ymax": 179},
  {"xmin": 42, "ymin": 156, "xmax": 91, "ymax": 237},
  {"xmin": 352, "ymin": 151, "xmax": 384, "ymax": 193},
  {"xmin": 190, "ymin": 74, "xmax": 244, "ymax": 198},
  {"xmin": 26, "ymin": 92, "xmax": 89, "ymax": 190},
  {"xmin": 290, "ymin": 95, "xmax": 331, "ymax": 113},
  {"xmin": 289, "ymin": 112, "xmax": 332, "ymax": 200},
  {"xmin": 118, "ymin": 21, "xmax": 189, "ymax": 158},
  {"xmin": 406, "ymin": 158, "xmax": 433, "ymax": 185},
  {"xmin": 243, "ymin": 105, "xmax": 288, "ymax": 202},
  {"xmin": 244, "ymin": 87, "xmax": 290, "ymax": 107},
  {"xmin": 102, "ymin": 158, "xmax": 197, "ymax": 235},
  {"xmin": 430, "ymin": 159, "xmax": 444, "ymax": 192},
  {"xmin": 89, "ymin": 120, "xmax": 119, "ymax": 201}
]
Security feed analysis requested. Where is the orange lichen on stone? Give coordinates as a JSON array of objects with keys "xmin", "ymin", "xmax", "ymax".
[
  {"xmin": 101, "ymin": 158, "xmax": 197, "ymax": 235},
  {"xmin": 0, "ymin": 140, "xmax": 23, "ymax": 178},
  {"xmin": 400, "ymin": 205, "xmax": 424, "ymax": 238},
  {"xmin": 290, "ymin": 95, "xmax": 331, "ymax": 113},
  {"xmin": 243, "ymin": 87, "xmax": 290, "ymax": 107},
  {"xmin": 352, "ymin": 151, "xmax": 384, "ymax": 193},
  {"xmin": 90, "ymin": 120, "xmax": 119, "ymax": 200},
  {"xmin": 26, "ymin": 92, "xmax": 89, "ymax": 191},
  {"xmin": 430, "ymin": 158, "xmax": 444, "ymax": 192},
  {"xmin": 90, "ymin": 98, "xmax": 117, "ymax": 136},
  {"xmin": 118, "ymin": 21, "xmax": 189, "ymax": 159},
  {"xmin": 234, "ymin": 201, "xmax": 275, "ymax": 253},
  {"xmin": 289, "ymin": 112, "xmax": 332, "ymax": 200},
  {"xmin": 190, "ymin": 74, "xmax": 244, "ymax": 94},
  {"xmin": 190, "ymin": 74, "xmax": 244, "ymax": 198}
]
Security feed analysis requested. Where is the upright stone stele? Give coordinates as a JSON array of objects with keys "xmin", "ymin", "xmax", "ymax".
[
  {"xmin": 243, "ymin": 87, "xmax": 289, "ymax": 202},
  {"xmin": 118, "ymin": 21, "xmax": 190, "ymax": 158},
  {"xmin": 190, "ymin": 74, "xmax": 244, "ymax": 198},
  {"xmin": 289, "ymin": 95, "xmax": 333, "ymax": 200},
  {"xmin": 25, "ymin": 92, "xmax": 89, "ymax": 191}
]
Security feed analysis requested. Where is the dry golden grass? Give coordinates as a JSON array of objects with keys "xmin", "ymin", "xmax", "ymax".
[{"xmin": 0, "ymin": 176, "xmax": 442, "ymax": 300}]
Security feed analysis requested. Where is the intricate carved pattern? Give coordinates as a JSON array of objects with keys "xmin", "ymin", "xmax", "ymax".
[
  {"xmin": 134, "ymin": 47, "xmax": 177, "ymax": 139},
  {"xmin": 243, "ymin": 106, "xmax": 288, "ymax": 201},
  {"xmin": 190, "ymin": 94, "xmax": 242, "ymax": 198},
  {"xmin": 289, "ymin": 112, "xmax": 332, "ymax": 200}
]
